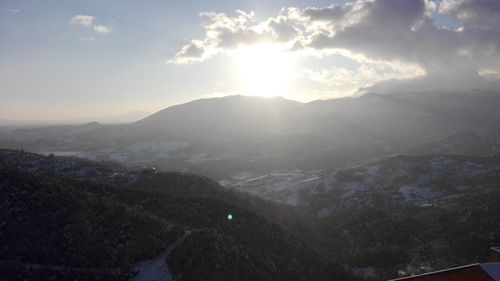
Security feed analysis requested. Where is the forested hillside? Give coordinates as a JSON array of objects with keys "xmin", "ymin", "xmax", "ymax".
[{"xmin": 0, "ymin": 149, "xmax": 354, "ymax": 281}]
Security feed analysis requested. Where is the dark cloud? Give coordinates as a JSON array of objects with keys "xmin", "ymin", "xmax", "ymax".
[
  {"xmin": 302, "ymin": 3, "xmax": 356, "ymax": 22},
  {"xmin": 304, "ymin": 0, "xmax": 500, "ymax": 77},
  {"xmin": 268, "ymin": 16, "xmax": 298, "ymax": 42},
  {"xmin": 440, "ymin": 0, "xmax": 500, "ymax": 28},
  {"xmin": 306, "ymin": 0, "xmax": 459, "ymax": 75}
]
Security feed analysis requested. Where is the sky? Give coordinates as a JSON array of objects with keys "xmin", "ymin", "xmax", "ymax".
[{"xmin": 1, "ymin": 0, "xmax": 500, "ymax": 121}]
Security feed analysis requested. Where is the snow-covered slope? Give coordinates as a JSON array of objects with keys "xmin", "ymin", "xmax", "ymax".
[{"xmin": 221, "ymin": 154, "xmax": 500, "ymax": 212}]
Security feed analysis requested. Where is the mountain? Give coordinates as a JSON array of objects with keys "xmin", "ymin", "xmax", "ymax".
[
  {"xmin": 134, "ymin": 95, "xmax": 302, "ymax": 139},
  {"xmin": 2, "ymin": 90, "xmax": 500, "ymax": 176},
  {"xmin": 411, "ymin": 131, "xmax": 500, "ymax": 155},
  {"xmin": 224, "ymin": 153, "xmax": 500, "ymax": 279},
  {"xmin": 0, "ymin": 149, "xmax": 355, "ymax": 281},
  {"xmin": 0, "ymin": 111, "xmax": 150, "ymax": 128},
  {"xmin": 0, "ymin": 119, "xmax": 57, "ymax": 127},
  {"xmin": 98, "ymin": 110, "xmax": 151, "ymax": 124},
  {"xmin": 13, "ymin": 121, "xmax": 103, "ymax": 138}
]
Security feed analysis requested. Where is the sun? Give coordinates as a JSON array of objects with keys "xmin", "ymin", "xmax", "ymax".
[{"xmin": 231, "ymin": 43, "xmax": 296, "ymax": 98}]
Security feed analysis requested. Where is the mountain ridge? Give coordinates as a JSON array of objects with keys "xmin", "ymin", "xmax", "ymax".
[{"xmin": 2, "ymin": 90, "xmax": 500, "ymax": 175}]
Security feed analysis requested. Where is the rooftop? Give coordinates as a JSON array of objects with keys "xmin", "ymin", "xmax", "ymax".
[
  {"xmin": 481, "ymin": 263, "xmax": 500, "ymax": 280},
  {"xmin": 389, "ymin": 263, "xmax": 500, "ymax": 281}
]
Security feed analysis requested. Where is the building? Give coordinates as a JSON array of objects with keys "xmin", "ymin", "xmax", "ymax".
[
  {"xmin": 490, "ymin": 247, "xmax": 500, "ymax": 263},
  {"xmin": 389, "ymin": 263, "xmax": 500, "ymax": 281},
  {"xmin": 389, "ymin": 247, "xmax": 500, "ymax": 281}
]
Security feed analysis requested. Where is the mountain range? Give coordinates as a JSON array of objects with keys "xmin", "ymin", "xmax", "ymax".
[{"xmin": 1, "ymin": 90, "xmax": 500, "ymax": 177}]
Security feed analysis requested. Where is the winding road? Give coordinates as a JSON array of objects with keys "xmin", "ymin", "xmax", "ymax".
[{"xmin": 131, "ymin": 231, "xmax": 191, "ymax": 281}]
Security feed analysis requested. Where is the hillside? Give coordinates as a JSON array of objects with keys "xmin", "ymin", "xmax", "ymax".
[
  {"xmin": 1, "ymin": 151, "xmax": 500, "ymax": 280},
  {"xmin": 0, "ymin": 149, "xmax": 355, "ymax": 281},
  {"xmin": 224, "ymin": 153, "xmax": 500, "ymax": 279},
  {"xmin": 311, "ymin": 153, "xmax": 500, "ymax": 279}
]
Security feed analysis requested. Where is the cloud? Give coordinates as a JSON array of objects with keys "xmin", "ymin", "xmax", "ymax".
[
  {"xmin": 302, "ymin": 61, "xmax": 424, "ymax": 88},
  {"xmin": 362, "ymin": 75, "xmax": 500, "ymax": 94},
  {"xmin": 171, "ymin": 0, "xmax": 500, "ymax": 94},
  {"xmin": 440, "ymin": 0, "xmax": 500, "ymax": 28},
  {"xmin": 170, "ymin": 10, "xmax": 281, "ymax": 64},
  {"xmin": 93, "ymin": 25, "xmax": 112, "ymax": 34},
  {"xmin": 303, "ymin": 1, "xmax": 464, "ymax": 75},
  {"xmin": 70, "ymin": 15, "xmax": 112, "ymax": 36},
  {"xmin": 70, "ymin": 15, "xmax": 95, "ymax": 27},
  {"xmin": 80, "ymin": 36, "xmax": 96, "ymax": 41},
  {"xmin": 169, "ymin": 40, "xmax": 208, "ymax": 64},
  {"xmin": 5, "ymin": 8, "xmax": 20, "ymax": 13}
]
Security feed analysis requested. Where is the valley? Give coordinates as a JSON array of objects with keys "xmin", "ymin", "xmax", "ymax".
[{"xmin": 1, "ymin": 91, "xmax": 500, "ymax": 281}]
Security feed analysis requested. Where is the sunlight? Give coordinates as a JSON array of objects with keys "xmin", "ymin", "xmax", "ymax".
[{"xmin": 231, "ymin": 43, "xmax": 296, "ymax": 97}]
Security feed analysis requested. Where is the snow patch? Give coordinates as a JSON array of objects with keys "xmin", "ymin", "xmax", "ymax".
[
  {"xmin": 399, "ymin": 185, "xmax": 440, "ymax": 202},
  {"xmin": 365, "ymin": 165, "xmax": 380, "ymax": 176}
]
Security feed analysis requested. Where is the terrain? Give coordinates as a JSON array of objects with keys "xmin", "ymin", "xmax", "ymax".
[
  {"xmin": 0, "ymin": 149, "xmax": 353, "ymax": 281},
  {"xmin": 1, "ymin": 149, "xmax": 499, "ymax": 280},
  {"xmin": 2, "ymin": 90, "xmax": 500, "ymax": 179},
  {"xmin": 1, "ymin": 90, "xmax": 500, "ymax": 280},
  {"xmin": 224, "ymin": 153, "xmax": 500, "ymax": 279}
]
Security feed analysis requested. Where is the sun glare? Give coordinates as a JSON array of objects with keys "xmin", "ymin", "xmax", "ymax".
[{"xmin": 232, "ymin": 43, "xmax": 296, "ymax": 98}]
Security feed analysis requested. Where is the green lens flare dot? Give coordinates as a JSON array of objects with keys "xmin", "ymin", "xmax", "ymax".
[{"xmin": 227, "ymin": 214, "xmax": 233, "ymax": 220}]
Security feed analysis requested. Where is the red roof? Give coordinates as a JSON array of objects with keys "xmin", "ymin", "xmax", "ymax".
[{"xmin": 388, "ymin": 263, "xmax": 500, "ymax": 281}]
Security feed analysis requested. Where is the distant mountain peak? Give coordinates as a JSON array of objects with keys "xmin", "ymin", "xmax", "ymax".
[{"xmin": 82, "ymin": 121, "xmax": 100, "ymax": 126}]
